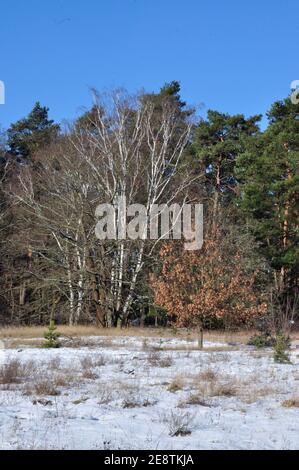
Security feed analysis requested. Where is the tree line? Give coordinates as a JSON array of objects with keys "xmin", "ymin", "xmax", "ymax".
[{"xmin": 0, "ymin": 82, "xmax": 298, "ymax": 330}]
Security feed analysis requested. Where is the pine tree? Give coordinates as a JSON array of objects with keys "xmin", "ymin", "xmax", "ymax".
[
  {"xmin": 273, "ymin": 333, "xmax": 291, "ymax": 364},
  {"xmin": 7, "ymin": 102, "xmax": 59, "ymax": 159},
  {"xmin": 43, "ymin": 320, "xmax": 60, "ymax": 348},
  {"xmin": 235, "ymin": 96, "xmax": 299, "ymax": 294},
  {"xmin": 193, "ymin": 110, "xmax": 261, "ymax": 235}
]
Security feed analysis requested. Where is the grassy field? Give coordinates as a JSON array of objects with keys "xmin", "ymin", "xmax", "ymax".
[
  {"xmin": 1, "ymin": 325, "xmax": 299, "ymax": 350},
  {"xmin": 0, "ymin": 325, "xmax": 254, "ymax": 341}
]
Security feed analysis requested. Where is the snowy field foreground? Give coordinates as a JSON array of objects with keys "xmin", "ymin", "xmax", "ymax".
[{"xmin": 1, "ymin": 335, "xmax": 299, "ymax": 450}]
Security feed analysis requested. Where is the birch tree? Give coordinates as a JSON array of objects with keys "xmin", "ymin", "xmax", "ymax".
[
  {"xmin": 10, "ymin": 88, "xmax": 197, "ymax": 327},
  {"xmin": 11, "ymin": 138, "xmax": 110, "ymax": 325},
  {"xmin": 72, "ymin": 89, "xmax": 196, "ymax": 326}
]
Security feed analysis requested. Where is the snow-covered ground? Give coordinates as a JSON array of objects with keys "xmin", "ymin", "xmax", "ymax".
[{"xmin": 1, "ymin": 335, "xmax": 299, "ymax": 450}]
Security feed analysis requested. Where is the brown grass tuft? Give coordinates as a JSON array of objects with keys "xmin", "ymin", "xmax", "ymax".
[
  {"xmin": 180, "ymin": 392, "xmax": 211, "ymax": 407},
  {"xmin": 0, "ymin": 358, "xmax": 27, "ymax": 386},
  {"xmin": 167, "ymin": 377, "xmax": 185, "ymax": 393},
  {"xmin": 24, "ymin": 379, "xmax": 60, "ymax": 396},
  {"xmin": 197, "ymin": 369, "xmax": 217, "ymax": 382},
  {"xmin": 147, "ymin": 351, "xmax": 173, "ymax": 368},
  {"xmin": 282, "ymin": 398, "xmax": 299, "ymax": 408},
  {"xmin": 193, "ymin": 372, "xmax": 239, "ymax": 398}
]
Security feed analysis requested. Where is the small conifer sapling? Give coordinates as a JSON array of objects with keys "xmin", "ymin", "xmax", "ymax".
[{"xmin": 43, "ymin": 320, "xmax": 60, "ymax": 348}]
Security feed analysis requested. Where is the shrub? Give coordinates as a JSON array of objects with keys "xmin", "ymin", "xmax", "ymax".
[
  {"xmin": 43, "ymin": 320, "xmax": 60, "ymax": 348},
  {"xmin": 53, "ymin": 373, "xmax": 71, "ymax": 387},
  {"xmin": 273, "ymin": 333, "xmax": 291, "ymax": 364},
  {"xmin": 24, "ymin": 378, "xmax": 60, "ymax": 396},
  {"xmin": 248, "ymin": 334, "xmax": 275, "ymax": 349},
  {"xmin": 97, "ymin": 389, "xmax": 112, "ymax": 405},
  {"xmin": 165, "ymin": 410, "xmax": 194, "ymax": 437},
  {"xmin": 0, "ymin": 359, "xmax": 23, "ymax": 385}
]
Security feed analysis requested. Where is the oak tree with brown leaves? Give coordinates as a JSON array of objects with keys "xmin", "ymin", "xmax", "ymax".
[{"xmin": 151, "ymin": 228, "xmax": 267, "ymax": 347}]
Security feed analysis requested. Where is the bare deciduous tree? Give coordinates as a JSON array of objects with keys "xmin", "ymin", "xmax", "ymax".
[{"xmin": 12, "ymin": 90, "xmax": 197, "ymax": 326}]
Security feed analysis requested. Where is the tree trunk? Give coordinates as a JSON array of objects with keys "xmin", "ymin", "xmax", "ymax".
[
  {"xmin": 140, "ymin": 305, "xmax": 145, "ymax": 328},
  {"xmin": 67, "ymin": 267, "xmax": 75, "ymax": 326},
  {"xmin": 120, "ymin": 243, "xmax": 145, "ymax": 326},
  {"xmin": 197, "ymin": 323, "xmax": 204, "ymax": 349},
  {"xmin": 19, "ymin": 282, "xmax": 26, "ymax": 306}
]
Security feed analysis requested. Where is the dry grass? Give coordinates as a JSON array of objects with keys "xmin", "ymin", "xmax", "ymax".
[
  {"xmin": 24, "ymin": 378, "xmax": 60, "ymax": 396},
  {"xmin": 179, "ymin": 392, "xmax": 211, "ymax": 407},
  {"xmin": 112, "ymin": 380, "xmax": 152, "ymax": 408},
  {"xmin": 192, "ymin": 370, "xmax": 239, "ymax": 398},
  {"xmin": 82, "ymin": 369, "xmax": 98, "ymax": 380},
  {"xmin": 200, "ymin": 346, "xmax": 236, "ymax": 352},
  {"xmin": 48, "ymin": 357, "xmax": 61, "ymax": 370},
  {"xmin": 0, "ymin": 325, "xmax": 276, "ymax": 341},
  {"xmin": 147, "ymin": 351, "xmax": 173, "ymax": 368},
  {"xmin": 249, "ymin": 350, "xmax": 272, "ymax": 359},
  {"xmin": 239, "ymin": 374, "xmax": 280, "ymax": 405},
  {"xmin": 167, "ymin": 376, "xmax": 185, "ymax": 393},
  {"xmin": 72, "ymin": 397, "xmax": 89, "ymax": 405},
  {"xmin": 0, "ymin": 358, "xmax": 29, "ymax": 386},
  {"xmin": 5, "ymin": 339, "xmax": 44, "ymax": 349},
  {"xmin": 0, "ymin": 357, "xmax": 73, "ymax": 395},
  {"xmin": 193, "ymin": 371, "xmax": 276, "ymax": 403},
  {"xmin": 160, "ymin": 345, "xmax": 234, "ymax": 352},
  {"xmin": 164, "ymin": 410, "xmax": 194, "ymax": 437},
  {"xmin": 122, "ymin": 397, "xmax": 141, "ymax": 408},
  {"xmin": 0, "ymin": 325, "xmax": 191, "ymax": 340},
  {"xmin": 118, "ymin": 381, "xmax": 140, "ymax": 393},
  {"xmin": 191, "ymin": 369, "xmax": 218, "ymax": 391},
  {"xmin": 53, "ymin": 373, "xmax": 72, "ymax": 387},
  {"xmin": 197, "ymin": 369, "xmax": 218, "ymax": 382},
  {"xmin": 121, "ymin": 396, "xmax": 156, "ymax": 408},
  {"xmin": 2, "ymin": 325, "xmax": 299, "ymax": 352},
  {"xmin": 282, "ymin": 398, "xmax": 299, "ymax": 408},
  {"xmin": 5, "ymin": 325, "xmax": 299, "ymax": 352},
  {"xmin": 79, "ymin": 354, "xmax": 104, "ymax": 379},
  {"xmin": 210, "ymin": 382, "xmax": 238, "ymax": 397},
  {"xmin": 80, "ymin": 354, "xmax": 106, "ymax": 369},
  {"xmin": 80, "ymin": 355, "xmax": 95, "ymax": 370},
  {"xmin": 97, "ymin": 387, "xmax": 113, "ymax": 405}
]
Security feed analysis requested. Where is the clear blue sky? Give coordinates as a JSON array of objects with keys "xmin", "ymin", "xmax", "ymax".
[{"xmin": 0, "ymin": 0, "xmax": 298, "ymax": 130}]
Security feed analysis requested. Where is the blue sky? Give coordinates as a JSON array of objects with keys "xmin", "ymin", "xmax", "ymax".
[{"xmin": 0, "ymin": 0, "xmax": 298, "ymax": 130}]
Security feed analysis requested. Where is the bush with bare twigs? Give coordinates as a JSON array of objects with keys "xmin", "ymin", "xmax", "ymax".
[{"xmin": 164, "ymin": 410, "xmax": 194, "ymax": 437}]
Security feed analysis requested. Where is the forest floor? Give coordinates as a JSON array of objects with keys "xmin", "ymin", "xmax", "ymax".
[{"xmin": 1, "ymin": 331, "xmax": 299, "ymax": 450}]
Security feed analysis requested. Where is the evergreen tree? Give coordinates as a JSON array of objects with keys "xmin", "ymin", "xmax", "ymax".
[
  {"xmin": 142, "ymin": 80, "xmax": 189, "ymax": 114},
  {"xmin": 75, "ymin": 104, "xmax": 105, "ymax": 133},
  {"xmin": 43, "ymin": 320, "xmax": 60, "ymax": 348},
  {"xmin": 7, "ymin": 102, "xmax": 59, "ymax": 159},
  {"xmin": 236, "ymin": 97, "xmax": 299, "ymax": 294},
  {"xmin": 193, "ymin": 110, "xmax": 261, "ymax": 234},
  {"xmin": 140, "ymin": 81, "xmax": 194, "ymax": 140}
]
